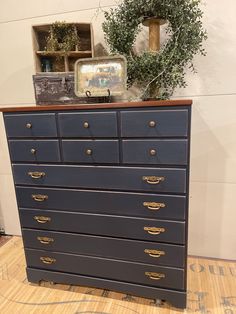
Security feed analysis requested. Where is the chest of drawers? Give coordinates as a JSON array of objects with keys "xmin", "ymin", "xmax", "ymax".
[{"xmin": 3, "ymin": 100, "xmax": 192, "ymax": 309}]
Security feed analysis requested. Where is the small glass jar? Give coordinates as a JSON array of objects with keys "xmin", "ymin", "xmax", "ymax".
[{"xmin": 41, "ymin": 57, "xmax": 53, "ymax": 72}]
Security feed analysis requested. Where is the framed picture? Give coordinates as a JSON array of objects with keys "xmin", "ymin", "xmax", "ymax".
[{"xmin": 74, "ymin": 56, "xmax": 127, "ymax": 97}]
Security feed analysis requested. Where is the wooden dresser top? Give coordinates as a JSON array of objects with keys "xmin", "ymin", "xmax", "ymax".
[{"xmin": 0, "ymin": 99, "xmax": 192, "ymax": 113}]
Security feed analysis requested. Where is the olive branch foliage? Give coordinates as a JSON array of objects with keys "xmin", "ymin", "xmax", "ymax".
[{"xmin": 102, "ymin": 0, "xmax": 207, "ymax": 99}]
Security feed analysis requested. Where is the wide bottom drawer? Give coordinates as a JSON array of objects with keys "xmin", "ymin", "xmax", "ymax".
[
  {"xmin": 22, "ymin": 229, "xmax": 185, "ymax": 268},
  {"xmin": 25, "ymin": 248, "xmax": 185, "ymax": 290},
  {"xmin": 27, "ymin": 267, "xmax": 187, "ymax": 308},
  {"xmin": 20, "ymin": 209, "xmax": 185, "ymax": 244}
]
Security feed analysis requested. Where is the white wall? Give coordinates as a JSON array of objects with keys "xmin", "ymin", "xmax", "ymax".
[{"xmin": 0, "ymin": 0, "xmax": 235, "ymax": 259}]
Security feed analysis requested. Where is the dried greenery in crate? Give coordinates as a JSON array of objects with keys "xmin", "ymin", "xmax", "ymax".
[{"xmin": 45, "ymin": 21, "xmax": 80, "ymax": 54}]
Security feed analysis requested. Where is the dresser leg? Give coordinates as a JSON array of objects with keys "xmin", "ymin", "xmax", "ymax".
[
  {"xmin": 170, "ymin": 297, "xmax": 187, "ymax": 309},
  {"xmin": 50, "ymin": 281, "xmax": 56, "ymax": 285},
  {"xmin": 153, "ymin": 295, "xmax": 187, "ymax": 309},
  {"xmin": 154, "ymin": 299, "xmax": 164, "ymax": 306}
]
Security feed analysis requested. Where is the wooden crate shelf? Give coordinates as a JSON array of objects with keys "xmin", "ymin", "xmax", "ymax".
[
  {"xmin": 32, "ymin": 23, "xmax": 94, "ymax": 73},
  {"xmin": 36, "ymin": 51, "xmax": 93, "ymax": 57}
]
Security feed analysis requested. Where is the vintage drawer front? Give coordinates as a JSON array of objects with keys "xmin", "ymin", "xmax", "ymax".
[
  {"xmin": 16, "ymin": 187, "xmax": 186, "ymax": 220},
  {"xmin": 23, "ymin": 229, "xmax": 185, "ymax": 268},
  {"xmin": 122, "ymin": 140, "xmax": 188, "ymax": 165},
  {"xmin": 121, "ymin": 110, "xmax": 188, "ymax": 137},
  {"xmin": 4, "ymin": 113, "xmax": 57, "ymax": 138},
  {"xmin": 58, "ymin": 112, "xmax": 118, "ymax": 137},
  {"xmin": 25, "ymin": 248, "xmax": 185, "ymax": 290},
  {"xmin": 8, "ymin": 140, "xmax": 61, "ymax": 163},
  {"xmin": 62, "ymin": 140, "xmax": 119, "ymax": 164},
  {"xmin": 20, "ymin": 209, "xmax": 185, "ymax": 244},
  {"xmin": 13, "ymin": 165, "xmax": 186, "ymax": 193}
]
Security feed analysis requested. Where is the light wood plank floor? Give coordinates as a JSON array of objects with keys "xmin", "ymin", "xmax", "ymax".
[
  {"xmin": 0, "ymin": 236, "xmax": 11, "ymax": 247},
  {"xmin": 0, "ymin": 237, "xmax": 235, "ymax": 314}
]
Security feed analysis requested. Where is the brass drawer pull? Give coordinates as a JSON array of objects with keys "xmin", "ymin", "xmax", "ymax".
[
  {"xmin": 144, "ymin": 249, "xmax": 165, "ymax": 258},
  {"xmin": 143, "ymin": 202, "xmax": 165, "ymax": 210},
  {"xmin": 144, "ymin": 227, "xmax": 165, "ymax": 235},
  {"xmin": 145, "ymin": 272, "xmax": 165, "ymax": 280},
  {"xmin": 85, "ymin": 149, "xmax": 93, "ymax": 156},
  {"xmin": 34, "ymin": 216, "xmax": 51, "ymax": 224},
  {"xmin": 148, "ymin": 121, "xmax": 156, "ymax": 127},
  {"xmin": 28, "ymin": 171, "xmax": 45, "ymax": 179},
  {"xmin": 142, "ymin": 176, "xmax": 165, "ymax": 185},
  {"xmin": 37, "ymin": 237, "xmax": 54, "ymax": 245},
  {"xmin": 32, "ymin": 194, "xmax": 48, "ymax": 202},
  {"xmin": 40, "ymin": 257, "xmax": 56, "ymax": 265},
  {"xmin": 26, "ymin": 123, "xmax": 32, "ymax": 129},
  {"xmin": 30, "ymin": 148, "xmax": 36, "ymax": 154},
  {"xmin": 83, "ymin": 121, "xmax": 89, "ymax": 128}
]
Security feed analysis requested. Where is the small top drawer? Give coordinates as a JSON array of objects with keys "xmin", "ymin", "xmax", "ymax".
[
  {"xmin": 62, "ymin": 140, "xmax": 119, "ymax": 164},
  {"xmin": 122, "ymin": 140, "xmax": 188, "ymax": 165},
  {"xmin": 121, "ymin": 109, "xmax": 188, "ymax": 137},
  {"xmin": 8, "ymin": 140, "xmax": 61, "ymax": 163},
  {"xmin": 58, "ymin": 112, "xmax": 118, "ymax": 137},
  {"xmin": 4, "ymin": 113, "xmax": 57, "ymax": 138}
]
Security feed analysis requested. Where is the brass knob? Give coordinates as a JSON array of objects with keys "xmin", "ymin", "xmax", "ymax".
[
  {"xmin": 83, "ymin": 121, "xmax": 89, "ymax": 128},
  {"xmin": 149, "ymin": 121, "xmax": 156, "ymax": 127},
  {"xmin": 26, "ymin": 123, "xmax": 32, "ymax": 129},
  {"xmin": 30, "ymin": 148, "xmax": 36, "ymax": 154},
  {"xmin": 86, "ymin": 149, "xmax": 92, "ymax": 156},
  {"xmin": 149, "ymin": 149, "xmax": 156, "ymax": 156}
]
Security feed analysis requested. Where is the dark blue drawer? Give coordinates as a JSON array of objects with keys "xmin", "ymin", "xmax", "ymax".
[
  {"xmin": 19, "ymin": 209, "xmax": 186, "ymax": 244},
  {"xmin": 122, "ymin": 140, "xmax": 188, "ymax": 165},
  {"xmin": 13, "ymin": 164, "xmax": 186, "ymax": 193},
  {"xmin": 58, "ymin": 112, "xmax": 118, "ymax": 137},
  {"xmin": 23, "ymin": 229, "xmax": 186, "ymax": 268},
  {"xmin": 62, "ymin": 140, "xmax": 119, "ymax": 164},
  {"xmin": 16, "ymin": 187, "xmax": 186, "ymax": 220},
  {"xmin": 25, "ymin": 248, "xmax": 185, "ymax": 290},
  {"xmin": 121, "ymin": 109, "xmax": 188, "ymax": 137},
  {"xmin": 8, "ymin": 140, "xmax": 61, "ymax": 162},
  {"xmin": 4, "ymin": 113, "xmax": 57, "ymax": 138},
  {"xmin": 26, "ymin": 268, "xmax": 187, "ymax": 309}
]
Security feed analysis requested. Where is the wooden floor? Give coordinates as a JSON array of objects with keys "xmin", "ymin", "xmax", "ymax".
[
  {"xmin": 0, "ymin": 237, "xmax": 235, "ymax": 314},
  {"xmin": 0, "ymin": 235, "xmax": 11, "ymax": 247}
]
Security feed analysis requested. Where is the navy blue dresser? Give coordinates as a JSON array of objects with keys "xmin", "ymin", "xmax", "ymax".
[{"xmin": 3, "ymin": 100, "xmax": 192, "ymax": 308}]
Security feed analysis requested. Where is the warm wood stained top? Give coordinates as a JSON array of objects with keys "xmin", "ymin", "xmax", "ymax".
[{"xmin": 0, "ymin": 99, "xmax": 192, "ymax": 113}]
